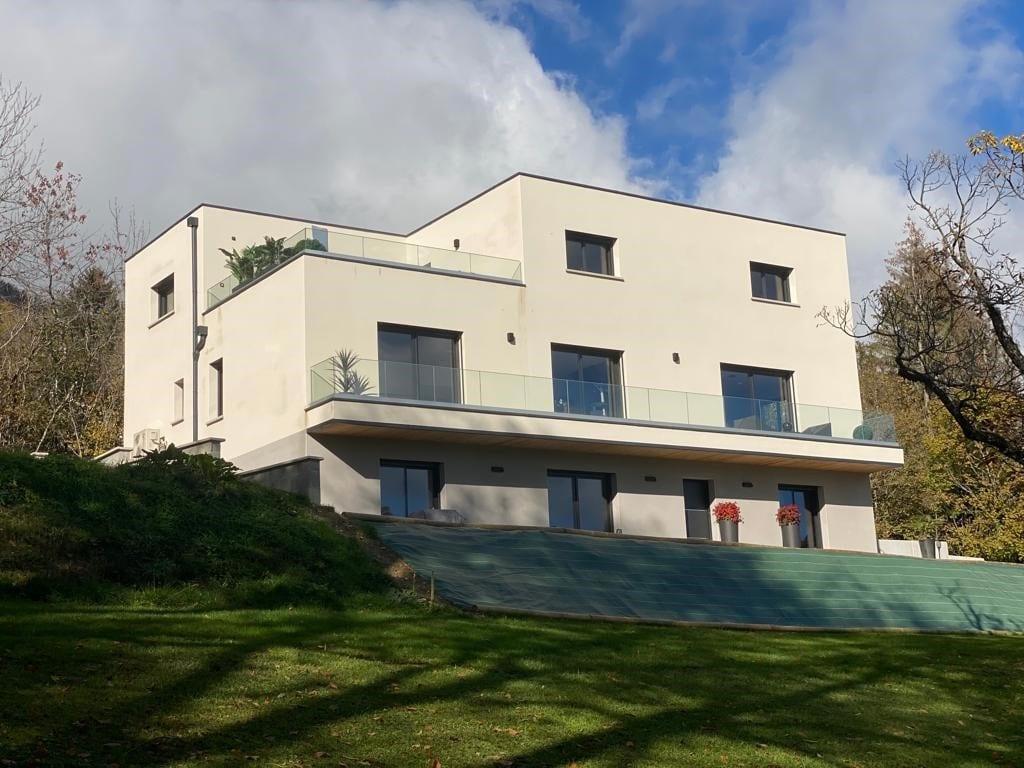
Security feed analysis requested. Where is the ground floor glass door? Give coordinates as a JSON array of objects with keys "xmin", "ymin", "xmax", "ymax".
[
  {"xmin": 380, "ymin": 460, "xmax": 441, "ymax": 517},
  {"xmin": 778, "ymin": 485, "xmax": 822, "ymax": 548},
  {"xmin": 547, "ymin": 471, "xmax": 613, "ymax": 532}
]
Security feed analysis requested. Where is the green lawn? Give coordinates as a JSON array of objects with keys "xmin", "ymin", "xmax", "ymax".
[{"xmin": 2, "ymin": 595, "xmax": 1022, "ymax": 768}]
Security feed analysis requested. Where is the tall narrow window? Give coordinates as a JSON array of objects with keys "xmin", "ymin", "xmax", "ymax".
[
  {"xmin": 172, "ymin": 379, "xmax": 184, "ymax": 424},
  {"xmin": 378, "ymin": 325, "xmax": 461, "ymax": 403},
  {"xmin": 209, "ymin": 359, "xmax": 223, "ymax": 419},
  {"xmin": 551, "ymin": 344, "xmax": 623, "ymax": 418},
  {"xmin": 720, "ymin": 364, "xmax": 794, "ymax": 432},
  {"xmin": 380, "ymin": 460, "xmax": 442, "ymax": 517},
  {"xmin": 683, "ymin": 479, "xmax": 712, "ymax": 540},
  {"xmin": 152, "ymin": 275, "xmax": 174, "ymax": 320},
  {"xmin": 566, "ymin": 231, "xmax": 615, "ymax": 276},
  {"xmin": 547, "ymin": 471, "xmax": 613, "ymax": 532},
  {"xmin": 750, "ymin": 262, "xmax": 792, "ymax": 302}
]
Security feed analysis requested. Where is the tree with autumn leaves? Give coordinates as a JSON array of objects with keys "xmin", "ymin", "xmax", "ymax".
[
  {"xmin": 0, "ymin": 78, "xmax": 141, "ymax": 456},
  {"xmin": 840, "ymin": 131, "xmax": 1024, "ymax": 562}
]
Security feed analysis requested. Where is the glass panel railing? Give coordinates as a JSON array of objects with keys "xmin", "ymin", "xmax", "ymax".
[
  {"xmin": 309, "ymin": 356, "xmax": 898, "ymax": 445},
  {"xmin": 207, "ymin": 274, "xmax": 240, "ymax": 306},
  {"xmin": 208, "ymin": 226, "xmax": 523, "ymax": 307}
]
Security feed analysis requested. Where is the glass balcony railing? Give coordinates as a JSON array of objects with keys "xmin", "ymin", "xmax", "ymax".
[
  {"xmin": 207, "ymin": 226, "xmax": 523, "ymax": 307},
  {"xmin": 309, "ymin": 356, "xmax": 898, "ymax": 444}
]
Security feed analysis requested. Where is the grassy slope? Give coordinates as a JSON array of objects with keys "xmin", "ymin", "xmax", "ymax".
[
  {"xmin": 0, "ymin": 450, "xmax": 384, "ymax": 604},
  {"xmin": 1, "ymin": 452, "xmax": 1023, "ymax": 767}
]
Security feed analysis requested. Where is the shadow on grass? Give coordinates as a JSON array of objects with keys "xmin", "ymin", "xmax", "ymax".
[{"xmin": 2, "ymin": 598, "xmax": 1023, "ymax": 768}]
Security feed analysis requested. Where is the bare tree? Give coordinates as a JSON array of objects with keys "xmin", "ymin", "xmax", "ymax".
[{"xmin": 824, "ymin": 134, "xmax": 1024, "ymax": 466}]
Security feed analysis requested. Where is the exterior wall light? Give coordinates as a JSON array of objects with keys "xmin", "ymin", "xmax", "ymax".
[
  {"xmin": 672, "ymin": 352, "xmax": 680, "ymax": 363},
  {"xmin": 507, "ymin": 332, "xmax": 516, "ymax": 344}
]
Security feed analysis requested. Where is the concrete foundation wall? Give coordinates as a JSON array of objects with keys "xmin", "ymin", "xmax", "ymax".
[{"xmin": 239, "ymin": 456, "xmax": 322, "ymax": 504}]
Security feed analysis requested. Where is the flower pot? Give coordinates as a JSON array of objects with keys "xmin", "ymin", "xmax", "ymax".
[
  {"xmin": 718, "ymin": 519, "xmax": 739, "ymax": 544},
  {"xmin": 920, "ymin": 537, "xmax": 937, "ymax": 559},
  {"xmin": 781, "ymin": 522, "xmax": 800, "ymax": 548}
]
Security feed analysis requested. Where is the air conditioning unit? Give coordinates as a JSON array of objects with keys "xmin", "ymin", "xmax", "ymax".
[{"xmin": 132, "ymin": 428, "xmax": 163, "ymax": 457}]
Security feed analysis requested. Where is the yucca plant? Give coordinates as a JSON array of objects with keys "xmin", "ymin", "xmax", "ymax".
[{"xmin": 332, "ymin": 349, "xmax": 373, "ymax": 395}]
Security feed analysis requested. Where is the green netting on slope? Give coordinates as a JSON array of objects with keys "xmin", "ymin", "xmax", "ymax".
[{"xmin": 364, "ymin": 520, "xmax": 1024, "ymax": 632}]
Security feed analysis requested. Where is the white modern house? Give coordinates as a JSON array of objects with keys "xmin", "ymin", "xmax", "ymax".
[{"xmin": 119, "ymin": 173, "xmax": 903, "ymax": 551}]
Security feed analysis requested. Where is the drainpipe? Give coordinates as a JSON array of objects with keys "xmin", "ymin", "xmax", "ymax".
[{"xmin": 187, "ymin": 216, "xmax": 200, "ymax": 443}]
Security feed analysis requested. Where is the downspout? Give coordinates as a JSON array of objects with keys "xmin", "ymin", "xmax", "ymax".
[{"xmin": 187, "ymin": 216, "xmax": 200, "ymax": 443}]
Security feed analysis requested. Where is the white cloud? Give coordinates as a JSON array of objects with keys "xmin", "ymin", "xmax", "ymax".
[
  {"xmin": 696, "ymin": 0, "xmax": 1024, "ymax": 299},
  {"xmin": 1, "ymin": 0, "xmax": 649, "ymax": 235},
  {"xmin": 478, "ymin": 0, "xmax": 592, "ymax": 42}
]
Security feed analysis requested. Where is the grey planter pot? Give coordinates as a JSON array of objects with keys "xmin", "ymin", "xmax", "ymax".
[
  {"xmin": 781, "ymin": 523, "xmax": 800, "ymax": 548},
  {"xmin": 718, "ymin": 519, "xmax": 739, "ymax": 544},
  {"xmin": 920, "ymin": 537, "xmax": 937, "ymax": 559}
]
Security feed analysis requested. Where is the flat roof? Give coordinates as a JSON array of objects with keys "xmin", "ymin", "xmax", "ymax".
[{"xmin": 128, "ymin": 171, "xmax": 844, "ymax": 262}]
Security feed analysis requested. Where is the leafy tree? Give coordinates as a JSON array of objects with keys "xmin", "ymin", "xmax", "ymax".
[{"xmin": 829, "ymin": 133, "xmax": 1024, "ymax": 466}]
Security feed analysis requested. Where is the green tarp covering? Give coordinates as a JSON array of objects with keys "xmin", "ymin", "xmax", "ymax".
[{"xmin": 362, "ymin": 518, "xmax": 1024, "ymax": 633}]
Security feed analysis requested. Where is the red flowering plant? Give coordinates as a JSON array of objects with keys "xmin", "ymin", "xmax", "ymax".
[
  {"xmin": 777, "ymin": 504, "xmax": 801, "ymax": 526},
  {"xmin": 712, "ymin": 501, "xmax": 742, "ymax": 524}
]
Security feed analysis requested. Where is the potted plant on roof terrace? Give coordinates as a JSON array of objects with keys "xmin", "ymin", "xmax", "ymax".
[
  {"xmin": 777, "ymin": 503, "xmax": 801, "ymax": 548},
  {"xmin": 712, "ymin": 500, "xmax": 742, "ymax": 544}
]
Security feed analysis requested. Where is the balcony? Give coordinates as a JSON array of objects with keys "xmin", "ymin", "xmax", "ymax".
[
  {"xmin": 206, "ymin": 226, "xmax": 523, "ymax": 307},
  {"xmin": 308, "ymin": 357, "xmax": 897, "ymax": 446}
]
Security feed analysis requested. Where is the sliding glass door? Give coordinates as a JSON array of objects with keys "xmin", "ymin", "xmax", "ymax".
[
  {"xmin": 380, "ymin": 460, "xmax": 441, "ymax": 517},
  {"xmin": 551, "ymin": 345, "xmax": 624, "ymax": 418},
  {"xmin": 378, "ymin": 325, "xmax": 461, "ymax": 403},
  {"xmin": 547, "ymin": 471, "xmax": 613, "ymax": 532},
  {"xmin": 721, "ymin": 365, "xmax": 795, "ymax": 432}
]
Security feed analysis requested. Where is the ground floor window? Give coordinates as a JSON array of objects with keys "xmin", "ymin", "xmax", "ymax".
[
  {"xmin": 778, "ymin": 485, "xmax": 822, "ymax": 548},
  {"xmin": 380, "ymin": 460, "xmax": 441, "ymax": 517},
  {"xmin": 546, "ymin": 470, "xmax": 614, "ymax": 532},
  {"xmin": 683, "ymin": 478, "xmax": 713, "ymax": 539}
]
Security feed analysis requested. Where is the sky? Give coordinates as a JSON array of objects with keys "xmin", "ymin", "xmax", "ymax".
[{"xmin": 2, "ymin": 0, "xmax": 1023, "ymax": 297}]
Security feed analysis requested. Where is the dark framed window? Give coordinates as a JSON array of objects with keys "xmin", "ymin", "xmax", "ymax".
[
  {"xmin": 779, "ymin": 485, "xmax": 822, "ymax": 548},
  {"xmin": 378, "ymin": 324, "xmax": 461, "ymax": 403},
  {"xmin": 209, "ymin": 359, "xmax": 223, "ymax": 418},
  {"xmin": 750, "ymin": 262, "xmax": 792, "ymax": 302},
  {"xmin": 153, "ymin": 275, "xmax": 174, "ymax": 319},
  {"xmin": 683, "ymin": 479, "xmax": 713, "ymax": 540},
  {"xmin": 566, "ymin": 231, "xmax": 615, "ymax": 276},
  {"xmin": 547, "ymin": 470, "xmax": 614, "ymax": 532},
  {"xmin": 380, "ymin": 460, "xmax": 442, "ymax": 517},
  {"xmin": 551, "ymin": 344, "xmax": 624, "ymax": 418},
  {"xmin": 721, "ymin": 364, "xmax": 794, "ymax": 432}
]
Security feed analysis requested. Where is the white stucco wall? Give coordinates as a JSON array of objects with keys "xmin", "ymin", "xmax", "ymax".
[
  {"xmin": 311, "ymin": 434, "xmax": 879, "ymax": 551},
  {"xmin": 122, "ymin": 175, "xmax": 901, "ymax": 552}
]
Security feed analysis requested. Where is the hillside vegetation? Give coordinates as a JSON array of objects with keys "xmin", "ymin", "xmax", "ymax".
[{"xmin": 0, "ymin": 449, "xmax": 385, "ymax": 605}]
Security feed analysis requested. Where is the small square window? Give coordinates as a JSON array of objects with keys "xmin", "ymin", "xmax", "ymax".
[
  {"xmin": 209, "ymin": 359, "xmax": 223, "ymax": 419},
  {"xmin": 750, "ymin": 262, "xmax": 792, "ymax": 302},
  {"xmin": 566, "ymin": 231, "xmax": 615, "ymax": 276},
  {"xmin": 152, "ymin": 275, "xmax": 174, "ymax": 320},
  {"xmin": 172, "ymin": 379, "xmax": 184, "ymax": 424}
]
